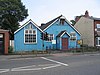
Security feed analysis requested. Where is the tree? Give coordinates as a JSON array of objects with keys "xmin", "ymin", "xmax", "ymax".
[
  {"xmin": 0, "ymin": 0, "xmax": 28, "ymax": 39},
  {"xmin": 70, "ymin": 20, "xmax": 76, "ymax": 26}
]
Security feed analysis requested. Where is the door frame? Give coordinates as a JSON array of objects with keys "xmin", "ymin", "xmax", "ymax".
[{"xmin": 62, "ymin": 38, "xmax": 68, "ymax": 50}]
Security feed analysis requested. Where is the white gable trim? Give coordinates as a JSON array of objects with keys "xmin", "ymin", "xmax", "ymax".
[
  {"xmin": 14, "ymin": 19, "xmax": 43, "ymax": 34},
  {"xmin": 61, "ymin": 31, "xmax": 70, "ymax": 37},
  {"xmin": 64, "ymin": 19, "xmax": 81, "ymax": 36},
  {"xmin": 43, "ymin": 19, "xmax": 58, "ymax": 31},
  {"xmin": 43, "ymin": 16, "xmax": 81, "ymax": 35}
]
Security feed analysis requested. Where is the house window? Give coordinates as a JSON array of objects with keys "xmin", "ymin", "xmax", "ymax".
[
  {"xmin": 47, "ymin": 34, "xmax": 54, "ymax": 41},
  {"xmin": 24, "ymin": 29, "xmax": 36, "ymax": 44},
  {"xmin": 29, "ymin": 24, "xmax": 33, "ymax": 29},
  {"xmin": 96, "ymin": 24, "xmax": 100, "ymax": 31},
  {"xmin": 96, "ymin": 37, "xmax": 100, "ymax": 46},
  {"xmin": 70, "ymin": 32, "xmax": 76, "ymax": 41},
  {"xmin": 60, "ymin": 19, "xmax": 65, "ymax": 25}
]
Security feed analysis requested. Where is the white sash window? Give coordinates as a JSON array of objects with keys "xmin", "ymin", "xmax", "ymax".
[
  {"xmin": 24, "ymin": 29, "xmax": 37, "ymax": 44},
  {"xmin": 70, "ymin": 32, "xmax": 76, "ymax": 41}
]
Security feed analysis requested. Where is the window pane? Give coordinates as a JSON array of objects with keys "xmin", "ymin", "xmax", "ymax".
[
  {"xmin": 46, "ymin": 34, "xmax": 53, "ymax": 41},
  {"xmin": 25, "ymin": 30, "xmax": 36, "ymax": 43},
  {"xmin": 29, "ymin": 30, "xmax": 32, "ymax": 34},
  {"xmin": 70, "ymin": 36, "xmax": 76, "ymax": 41},
  {"xmin": 60, "ymin": 19, "xmax": 65, "ymax": 25},
  {"xmin": 99, "ymin": 40, "xmax": 100, "ymax": 45},
  {"xmin": 97, "ymin": 28, "xmax": 100, "ymax": 31},
  {"xmin": 33, "ymin": 30, "xmax": 36, "ymax": 34},
  {"xmin": 25, "ymin": 30, "xmax": 28, "ymax": 33},
  {"xmin": 96, "ymin": 38, "xmax": 98, "ymax": 45},
  {"xmin": 70, "ymin": 32, "xmax": 76, "ymax": 36},
  {"xmin": 97, "ymin": 24, "xmax": 100, "ymax": 28}
]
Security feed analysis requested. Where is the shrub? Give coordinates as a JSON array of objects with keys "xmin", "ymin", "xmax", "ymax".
[{"xmin": 8, "ymin": 46, "xmax": 13, "ymax": 53}]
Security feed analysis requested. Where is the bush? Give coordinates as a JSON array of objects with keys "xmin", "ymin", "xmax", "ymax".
[{"xmin": 8, "ymin": 46, "xmax": 13, "ymax": 53}]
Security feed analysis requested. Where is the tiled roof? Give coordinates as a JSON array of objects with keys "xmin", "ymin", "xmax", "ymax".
[
  {"xmin": 40, "ymin": 15, "xmax": 81, "ymax": 35},
  {"xmin": 40, "ymin": 15, "xmax": 62, "ymax": 30},
  {"xmin": 93, "ymin": 17, "xmax": 100, "ymax": 20},
  {"xmin": 76, "ymin": 15, "xmax": 100, "ymax": 21}
]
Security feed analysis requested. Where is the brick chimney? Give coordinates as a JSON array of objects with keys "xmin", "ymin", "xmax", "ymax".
[
  {"xmin": 75, "ymin": 16, "xmax": 81, "ymax": 22},
  {"xmin": 84, "ymin": 10, "xmax": 89, "ymax": 17}
]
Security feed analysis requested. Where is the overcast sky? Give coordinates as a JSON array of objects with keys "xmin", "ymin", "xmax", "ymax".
[{"xmin": 21, "ymin": 0, "xmax": 100, "ymax": 26}]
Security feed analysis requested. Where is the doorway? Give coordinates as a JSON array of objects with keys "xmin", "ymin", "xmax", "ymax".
[{"xmin": 62, "ymin": 38, "xmax": 68, "ymax": 50}]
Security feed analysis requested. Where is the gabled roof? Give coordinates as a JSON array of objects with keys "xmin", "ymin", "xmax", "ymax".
[
  {"xmin": 14, "ymin": 19, "xmax": 43, "ymax": 34},
  {"xmin": 93, "ymin": 17, "xmax": 100, "ymax": 21},
  {"xmin": 40, "ymin": 15, "xmax": 81, "ymax": 35},
  {"xmin": 57, "ymin": 30, "xmax": 70, "ymax": 37},
  {"xmin": 75, "ymin": 10, "xmax": 100, "ymax": 22},
  {"xmin": 40, "ymin": 15, "xmax": 62, "ymax": 30}
]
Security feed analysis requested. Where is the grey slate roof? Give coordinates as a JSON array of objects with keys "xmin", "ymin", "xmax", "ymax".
[
  {"xmin": 93, "ymin": 17, "xmax": 100, "ymax": 21},
  {"xmin": 40, "ymin": 15, "xmax": 62, "ymax": 30},
  {"xmin": 78, "ymin": 15, "xmax": 100, "ymax": 21}
]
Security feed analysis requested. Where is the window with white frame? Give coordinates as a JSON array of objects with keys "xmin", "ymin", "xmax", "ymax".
[
  {"xmin": 24, "ymin": 29, "xmax": 36, "ymax": 44},
  {"xmin": 96, "ymin": 37, "xmax": 100, "ymax": 46},
  {"xmin": 60, "ymin": 19, "xmax": 65, "ymax": 25},
  {"xmin": 46, "ymin": 34, "xmax": 54, "ymax": 41},
  {"xmin": 70, "ymin": 32, "xmax": 76, "ymax": 41},
  {"xmin": 96, "ymin": 24, "xmax": 100, "ymax": 31}
]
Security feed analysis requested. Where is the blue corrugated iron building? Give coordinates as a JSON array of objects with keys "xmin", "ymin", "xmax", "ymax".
[{"xmin": 14, "ymin": 15, "xmax": 81, "ymax": 52}]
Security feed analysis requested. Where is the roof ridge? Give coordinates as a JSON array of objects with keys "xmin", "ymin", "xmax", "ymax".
[
  {"xmin": 45, "ymin": 15, "xmax": 62, "ymax": 24},
  {"xmin": 40, "ymin": 15, "xmax": 62, "ymax": 30}
]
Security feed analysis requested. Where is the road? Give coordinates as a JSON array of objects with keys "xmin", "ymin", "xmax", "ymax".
[{"xmin": 0, "ymin": 53, "xmax": 100, "ymax": 75}]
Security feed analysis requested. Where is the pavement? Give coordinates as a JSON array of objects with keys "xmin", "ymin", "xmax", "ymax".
[
  {"xmin": 0, "ymin": 52, "xmax": 100, "ymax": 60},
  {"xmin": 0, "ymin": 52, "xmax": 100, "ymax": 75}
]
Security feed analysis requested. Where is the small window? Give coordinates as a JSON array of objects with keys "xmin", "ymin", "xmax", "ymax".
[
  {"xmin": 96, "ymin": 24, "xmax": 100, "ymax": 31},
  {"xmin": 29, "ymin": 30, "xmax": 32, "ymax": 34},
  {"xmin": 99, "ymin": 40, "xmax": 100, "ymax": 45},
  {"xmin": 70, "ymin": 32, "xmax": 76, "ymax": 41},
  {"xmin": 96, "ymin": 37, "xmax": 100, "ymax": 46},
  {"xmin": 25, "ymin": 30, "xmax": 28, "ymax": 33},
  {"xmin": 33, "ymin": 30, "xmax": 36, "ymax": 34},
  {"xmin": 28, "ymin": 24, "xmax": 33, "ymax": 29},
  {"xmin": 46, "ymin": 34, "xmax": 54, "ymax": 42},
  {"xmin": 97, "ymin": 24, "xmax": 100, "ymax": 28},
  {"xmin": 60, "ymin": 19, "xmax": 65, "ymax": 25}
]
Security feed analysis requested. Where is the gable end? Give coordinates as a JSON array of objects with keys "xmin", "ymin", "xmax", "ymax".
[{"xmin": 14, "ymin": 19, "xmax": 43, "ymax": 34}]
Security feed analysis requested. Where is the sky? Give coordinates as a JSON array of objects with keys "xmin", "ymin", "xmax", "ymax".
[{"xmin": 21, "ymin": 0, "xmax": 100, "ymax": 26}]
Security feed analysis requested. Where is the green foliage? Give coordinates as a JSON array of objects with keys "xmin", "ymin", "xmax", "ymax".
[
  {"xmin": 0, "ymin": 0, "xmax": 28, "ymax": 39},
  {"xmin": 70, "ymin": 20, "xmax": 76, "ymax": 26},
  {"xmin": 8, "ymin": 46, "xmax": 13, "ymax": 53}
]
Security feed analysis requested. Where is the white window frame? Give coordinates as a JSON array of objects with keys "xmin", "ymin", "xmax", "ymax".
[
  {"xmin": 96, "ymin": 24, "xmax": 100, "ymax": 28},
  {"xmin": 46, "ymin": 34, "xmax": 54, "ymax": 42},
  {"xmin": 70, "ymin": 32, "xmax": 77, "ymax": 41},
  {"xmin": 24, "ymin": 29, "xmax": 37, "ymax": 44},
  {"xmin": 96, "ymin": 37, "xmax": 100, "ymax": 46},
  {"xmin": 96, "ymin": 24, "xmax": 100, "ymax": 31}
]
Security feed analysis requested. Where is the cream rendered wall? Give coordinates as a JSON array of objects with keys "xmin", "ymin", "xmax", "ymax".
[{"xmin": 74, "ymin": 17, "xmax": 94, "ymax": 46}]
